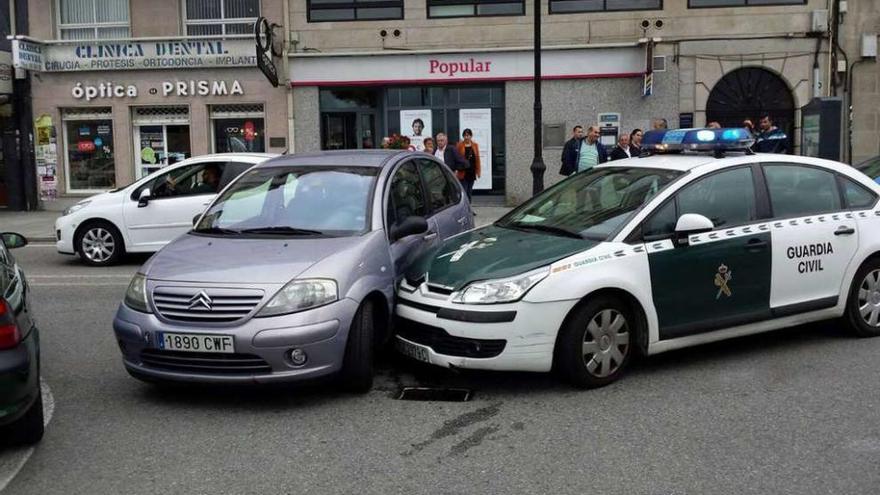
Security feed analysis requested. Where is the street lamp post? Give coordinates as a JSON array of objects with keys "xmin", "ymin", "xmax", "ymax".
[{"xmin": 529, "ymin": 0, "xmax": 545, "ymax": 195}]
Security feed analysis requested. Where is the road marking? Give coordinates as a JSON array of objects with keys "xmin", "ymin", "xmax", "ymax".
[{"xmin": 0, "ymin": 381, "xmax": 54, "ymax": 493}]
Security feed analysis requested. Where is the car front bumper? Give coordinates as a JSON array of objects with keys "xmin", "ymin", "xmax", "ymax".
[
  {"xmin": 0, "ymin": 328, "xmax": 40, "ymax": 426},
  {"xmin": 55, "ymin": 216, "xmax": 77, "ymax": 254},
  {"xmin": 394, "ymin": 291, "xmax": 578, "ymax": 372},
  {"xmin": 113, "ymin": 298, "xmax": 359, "ymax": 385}
]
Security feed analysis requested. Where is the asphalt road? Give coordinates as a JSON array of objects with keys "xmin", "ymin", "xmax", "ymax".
[{"xmin": 3, "ymin": 244, "xmax": 880, "ymax": 494}]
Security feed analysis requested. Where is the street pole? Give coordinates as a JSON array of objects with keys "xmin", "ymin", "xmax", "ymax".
[{"xmin": 529, "ymin": 0, "xmax": 545, "ymax": 195}]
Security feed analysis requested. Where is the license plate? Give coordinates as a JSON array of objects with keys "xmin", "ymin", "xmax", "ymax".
[
  {"xmin": 157, "ymin": 332, "xmax": 234, "ymax": 354},
  {"xmin": 395, "ymin": 337, "xmax": 430, "ymax": 363}
]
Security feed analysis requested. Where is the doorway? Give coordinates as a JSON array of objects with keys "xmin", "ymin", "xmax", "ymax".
[{"xmin": 321, "ymin": 112, "xmax": 377, "ymax": 150}]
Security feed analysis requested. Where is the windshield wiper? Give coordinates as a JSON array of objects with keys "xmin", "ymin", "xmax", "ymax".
[
  {"xmin": 239, "ymin": 226, "xmax": 324, "ymax": 236},
  {"xmin": 191, "ymin": 227, "xmax": 241, "ymax": 235},
  {"xmin": 504, "ymin": 221, "xmax": 584, "ymax": 239}
]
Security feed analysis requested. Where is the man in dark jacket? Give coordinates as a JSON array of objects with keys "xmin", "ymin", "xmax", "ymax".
[
  {"xmin": 752, "ymin": 114, "xmax": 789, "ymax": 154},
  {"xmin": 560, "ymin": 125, "xmax": 608, "ymax": 176},
  {"xmin": 559, "ymin": 125, "xmax": 584, "ymax": 175},
  {"xmin": 609, "ymin": 133, "xmax": 632, "ymax": 161},
  {"xmin": 434, "ymin": 132, "xmax": 468, "ymax": 172}
]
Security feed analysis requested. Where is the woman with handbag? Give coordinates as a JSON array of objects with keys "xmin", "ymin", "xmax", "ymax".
[{"xmin": 455, "ymin": 129, "xmax": 481, "ymax": 201}]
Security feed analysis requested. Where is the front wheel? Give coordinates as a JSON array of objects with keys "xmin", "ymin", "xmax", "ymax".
[
  {"xmin": 556, "ymin": 297, "xmax": 634, "ymax": 389},
  {"xmin": 76, "ymin": 221, "xmax": 124, "ymax": 266},
  {"xmin": 339, "ymin": 300, "xmax": 375, "ymax": 393},
  {"xmin": 845, "ymin": 258, "xmax": 880, "ymax": 337}
]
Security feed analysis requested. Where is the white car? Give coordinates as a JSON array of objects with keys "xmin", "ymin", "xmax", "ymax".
[
  {"xmin": 56, "ymin": 153, "xmax": 277, "ymax": 266},
  {"xmin": 395, "ymin": 128, "xmax": 880, "ymax": 388}
]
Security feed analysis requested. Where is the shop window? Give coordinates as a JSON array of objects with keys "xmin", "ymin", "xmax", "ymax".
[
  {"xmin": 211, "ymin": 104, "xmax": 266, "ymax": 153},
  {"xmin": 550, "ymin": 0, "xmax": 662, "ymax": 13},
  {"xmin": 132, "ymin": 106, "xmax": 192, "ymax": 179},
  {"xmin": 185, "ymin": 0, "xmax": 259, "ymax": 36},
  {"xmin": 428, "ymin": 0, "xmax": 524, "ymax": 18},
  {"xmin": 57, "ymin": 0, "xmax": 130, "ymax": 39},
  {"xmin": 688, "ymin": 0, "xmax": 805, "ymax": 7},
  {"xmin": 308, "ymin": 0, "xmax": 404, "ymax": 22},
  {"xmin": 62, "ymin": 108, "xmax": 116, "ymax": 192}
]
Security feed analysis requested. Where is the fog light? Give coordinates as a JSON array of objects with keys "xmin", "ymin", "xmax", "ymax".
[{"xmin": 289, "ymin": 348, "xmax": 307, "ymax": 366}]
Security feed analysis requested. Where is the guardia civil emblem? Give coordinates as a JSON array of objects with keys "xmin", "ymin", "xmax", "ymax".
[
  {"xmin": 714, "ymin": 264, "xmax": 732, "ymax": 299},
  {"xmin": 438, "ymin": 237, "xmax": 498, "ymax": 263}
]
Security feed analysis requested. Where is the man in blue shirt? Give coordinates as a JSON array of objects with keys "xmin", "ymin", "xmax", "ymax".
[{"xmin": 752, "ymin": 114, "xmax": 789, "ymax": 154}]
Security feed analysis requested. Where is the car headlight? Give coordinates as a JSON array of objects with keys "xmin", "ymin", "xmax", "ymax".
[
  {"xmin": 257, "ymin": 279, "xmax": 338, "ymax": 317},
  {"xmin": 62, "ymin": 200, "xmax": 91, "ymax": 216},
  {"xmin": 452, "ymin": 266, "xmax": 549, "ymax": 305},
  {"xmin": 124, "ymin": 273, "xmax": 150, "ymax": 313}
]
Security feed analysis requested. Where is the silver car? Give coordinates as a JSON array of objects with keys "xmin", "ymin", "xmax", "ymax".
[{"xmin": 113, "ymin": 150, "xmax": 473, "ymax": 392}]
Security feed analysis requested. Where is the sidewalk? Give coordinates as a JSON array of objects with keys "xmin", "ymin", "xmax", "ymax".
[{"xmin": 1, "ymin": 201, "xmax": 513, "ymax": 243}]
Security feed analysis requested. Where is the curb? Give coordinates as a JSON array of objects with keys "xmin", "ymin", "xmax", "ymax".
[{"xmin": 26, "ymin": 237, "xmax": 56, "ymax": 243}]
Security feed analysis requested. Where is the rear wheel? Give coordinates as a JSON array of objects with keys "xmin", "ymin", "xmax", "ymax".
[
  {"xmin": 845, "ymin": 258, "xmax": 880, "ymax": 337},
  {"xmin": 556, "ymin": 296, "xmax": 634, "ymax": 389},
  {"xmin": 339, "ymin": 300, "xmax": 375, "ymax": 393},
  {"xmin": 76, "ymin": 221, "xmax": 124, "ymax": 266},
  {"xmin": 2, "ymin": 388, "xmax": 44, "ymax": 446}
]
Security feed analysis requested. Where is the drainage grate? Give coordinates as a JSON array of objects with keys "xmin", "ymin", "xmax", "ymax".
[{"xmin": 396, "ymin": 387, "xmax": 472, "ymax": 402}]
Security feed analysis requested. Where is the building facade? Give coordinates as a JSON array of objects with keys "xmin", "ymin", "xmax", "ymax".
[
  {"xmin": 287, "ymin": 0, "xmax": 878, "ymax": 205},
  {"xmin": 13, "ymin": 0, "xmax": 288, "ymax": 203}
]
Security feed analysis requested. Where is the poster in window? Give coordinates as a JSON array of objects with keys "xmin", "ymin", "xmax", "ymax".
[
  {"xmin": 34, "ymin": 114, "xmax": 58, "ymax": 201},
  {"xmin": 399, "ymin": 109, "xmax": 432, "ymax": 151},
  {"xmin": 458, "ymin": 108, "xmax": 492, "ymax": 190}
]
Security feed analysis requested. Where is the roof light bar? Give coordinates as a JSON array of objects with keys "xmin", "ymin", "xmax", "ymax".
[{"xmin": 642, "ymin": 128, "xmax": 755, "ymax": 155}]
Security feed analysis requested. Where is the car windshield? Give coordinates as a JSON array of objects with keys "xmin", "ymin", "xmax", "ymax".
[
  {"xmin": 193, "ymin": 166, "xmax": 378, "ymax": 237},
  {"xmin": 497, "ymin": 167, "xmax": 684, "ymax": 240}
]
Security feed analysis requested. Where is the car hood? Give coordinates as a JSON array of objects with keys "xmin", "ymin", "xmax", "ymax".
[
  {"xmin": 143, "ymin": 232, "xmax": 368, "ymax": 284},
  {"xmin": 414, "ymin": 224, "xmax": 597, "ymax": 291}
]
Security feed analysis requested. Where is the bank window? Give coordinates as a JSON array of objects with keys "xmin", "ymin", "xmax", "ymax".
[
  {"xmin": 57, "ymin": 0, "xmax": 130, "ymax": 39},
  {"xmin": 211, "ymin": 104, "xmax": 266, "ymax": 153},
  {"xmin": 62, "ymin": 108, "xmax": 116, "ymax": 193},
  {"xmin": 677, "ymin": 167, "xmax": 756, "ymax": 228},
  {"xmin": 428, "ymin": 0, "xmax": 524, "ymax": 18},
  {"xmin": 688, "ymin": 0, "xmax": 805, "ymax": 7},
  {"xmin": 550, "ymin": 0, "xmax": 662, "ymax": 14},
  {"xmin": 763, "ymin": 164, "xmax": 841, "ymax": 218},
  {"xmin": 185, "ymin": 0, "xmax": 260, "ymax": 36},
  {"xmin": 308, "ymin": 0, "xmax": 404, "ymax": 22}
]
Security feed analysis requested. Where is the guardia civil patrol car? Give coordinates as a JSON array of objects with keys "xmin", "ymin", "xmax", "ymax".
[{"xmin": 395, "ymin": 128, "xmax": 880, "ymax": 388}]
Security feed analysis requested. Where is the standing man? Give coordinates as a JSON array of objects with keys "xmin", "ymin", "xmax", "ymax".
[
  {"xmin": 561, "ymin": 125, "xmax": 608, "ymax": 175},
  {"xmin": 652, "ymin": 118, "xmax": 668, "ymax": 130},
  {"xmin": 434, "ymin": 132, "xmax": 468, "ymax": 173},
  {"xmin": 752, "ymin": 114, "xmax": 788, "ymax": 154},
  {"xmin": 609, "ymin": 133, "xmax": 632, "ymax": 161},
  {"xmin": 559, "ymin": 125, "xmax": 584, "ymax": 176}
]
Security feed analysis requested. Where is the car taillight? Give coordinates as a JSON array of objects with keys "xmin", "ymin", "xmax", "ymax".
[{"xmin": 0, "ymin": 299, "xmax": 21, "ymax": 350}]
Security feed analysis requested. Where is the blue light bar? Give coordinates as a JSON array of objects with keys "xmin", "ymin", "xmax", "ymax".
[{"xmin": 642, "ymin": 128, "xmax": 755, "ymax": 154}]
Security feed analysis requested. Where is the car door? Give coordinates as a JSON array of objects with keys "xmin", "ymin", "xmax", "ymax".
[
  {"xmin": 122, "ymin": 161, "xmax": 226, "ymax": 250},
  {"xmin": 386, "ymin": 160, "xmax": 432, "ymax": 280},
  {"xmin": 641, "ymin": 165, "xmax": 773, "ymax": 340},
  {"xmin": 417, "ymin": 158, "xmax": 472, "ymax": 238},
  {"xmin": 762, "ymin": 163, "xmax": 862, "ymax": 313}
]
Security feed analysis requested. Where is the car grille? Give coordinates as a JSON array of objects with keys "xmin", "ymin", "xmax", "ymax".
[
  {"xmin": 140, "ymin": 349, "xmax": 272, "ymax": 375},
  {"xmin": 152, "ymin": 287, "xmax": 264, "ymax": 323},
  {"xmin": 396, "ymin": 317, "xmax": 506, "ymax": 359}
]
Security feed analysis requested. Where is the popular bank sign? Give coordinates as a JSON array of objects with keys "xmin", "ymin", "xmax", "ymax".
[{"xmin": 11, "ymin": 36, "xmax": 257, "ymax": 72}]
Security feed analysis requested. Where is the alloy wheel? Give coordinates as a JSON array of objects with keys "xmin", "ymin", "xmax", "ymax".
[
  {"xmin": 81, "ymin": 227, "xmax": 116, "ymax": 263},
  {"xmin": 581, "ymin": 309, "xmax": 630, "ymax": 378}
]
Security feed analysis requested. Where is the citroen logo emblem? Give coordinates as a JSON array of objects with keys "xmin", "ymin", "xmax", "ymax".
[{"xmin": 187, "ymin": 291, "xmax": 213, "ymax": 311}]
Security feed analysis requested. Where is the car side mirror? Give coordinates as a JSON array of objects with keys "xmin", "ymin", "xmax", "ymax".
[
  {"xmin": 674, "ymin": 213, "xmax": 714, "ymax": 246},
  {"xmin": 1, "ymin": 232, "xmax": 28, "ymax": 249},
  {"xmin": 138, "ymin": 188, "xmax": 151, "ymax": 208},
  {"xmin": 390, "ymin": 216, "xmax": 429, "ymax": 242}
]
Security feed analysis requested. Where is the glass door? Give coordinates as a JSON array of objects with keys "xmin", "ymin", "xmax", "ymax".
[{"xmin": 322, "ymin": 113, "xmax": 356, "ymax": 150}]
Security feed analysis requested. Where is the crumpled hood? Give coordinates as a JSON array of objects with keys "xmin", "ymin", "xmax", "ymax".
[
  {"xmin": 417, "ymin": 224, "xmax": 597, "ymax": 290},
  {"xmin": 143, "ymin": 233, "xmax": 368, "ymax": 284}
]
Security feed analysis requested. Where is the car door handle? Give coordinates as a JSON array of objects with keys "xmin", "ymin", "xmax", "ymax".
[
  {"xmin": 744, "ymin": 238, "xmax": 768, "ymax": 251},
  {"xmin": 834, "ymin": 226, "xmax": 855, "ymax": 236}
]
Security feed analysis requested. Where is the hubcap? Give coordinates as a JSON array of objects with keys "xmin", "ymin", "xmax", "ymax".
[
  {"xmin": 81, "ymin": 227, "xmax": 115, "ymax": 263},
  {"xmin": 858, "ymin": 269, "xmax": 880, "ymax": 327},
  {"xmin": 581, "ymin": 309, "xmax": 630, "ymax": 378}
]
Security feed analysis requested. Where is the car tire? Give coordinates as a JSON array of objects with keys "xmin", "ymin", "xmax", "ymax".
[
  {"xmin": 3, "ymin": 387, "xmax": 44, "ymax": 446},
  {"xmin": 75, "ymin": 221, "xmax": 125, "ymax": 267},
  {"xmin": 339, "ymin": 300, "xmax": 375, "ymax": 393},
  {"xmin": 845, "ymin": 257, "xmax": 880, "ymax": 337},
  {"xmin": 555, "ymin": 296, "xmax": 634, "ymax": 389}
]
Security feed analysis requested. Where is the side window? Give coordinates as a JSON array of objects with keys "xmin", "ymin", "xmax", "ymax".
[
  {"xmin": 840, "ymin": 177, "xmax": 877, "ymax": 209},
  {"xmin": 418, "ymin": 159, "xmax": 459, "ymax": 211},
  {"xmin": 219, "ymin": 161, "xmax": 255, "ymax": 188},
  {"xmin": 764, "ymin": 164, "xmax": 841, "ymax": 217},
  {"xmin": 677, "ymin": 167, "xmax": 756, "ymax": 228},
  {"xmin": 387, "ymin": 161, "xmax": 427, "ymax": 229},
  {"xmin": 642, "ymin": 199, "xmax": 677, "ymax": 239},
  {"xmin": 146, "ymin": 162, "xmax": 226, "ymax": 199}
]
